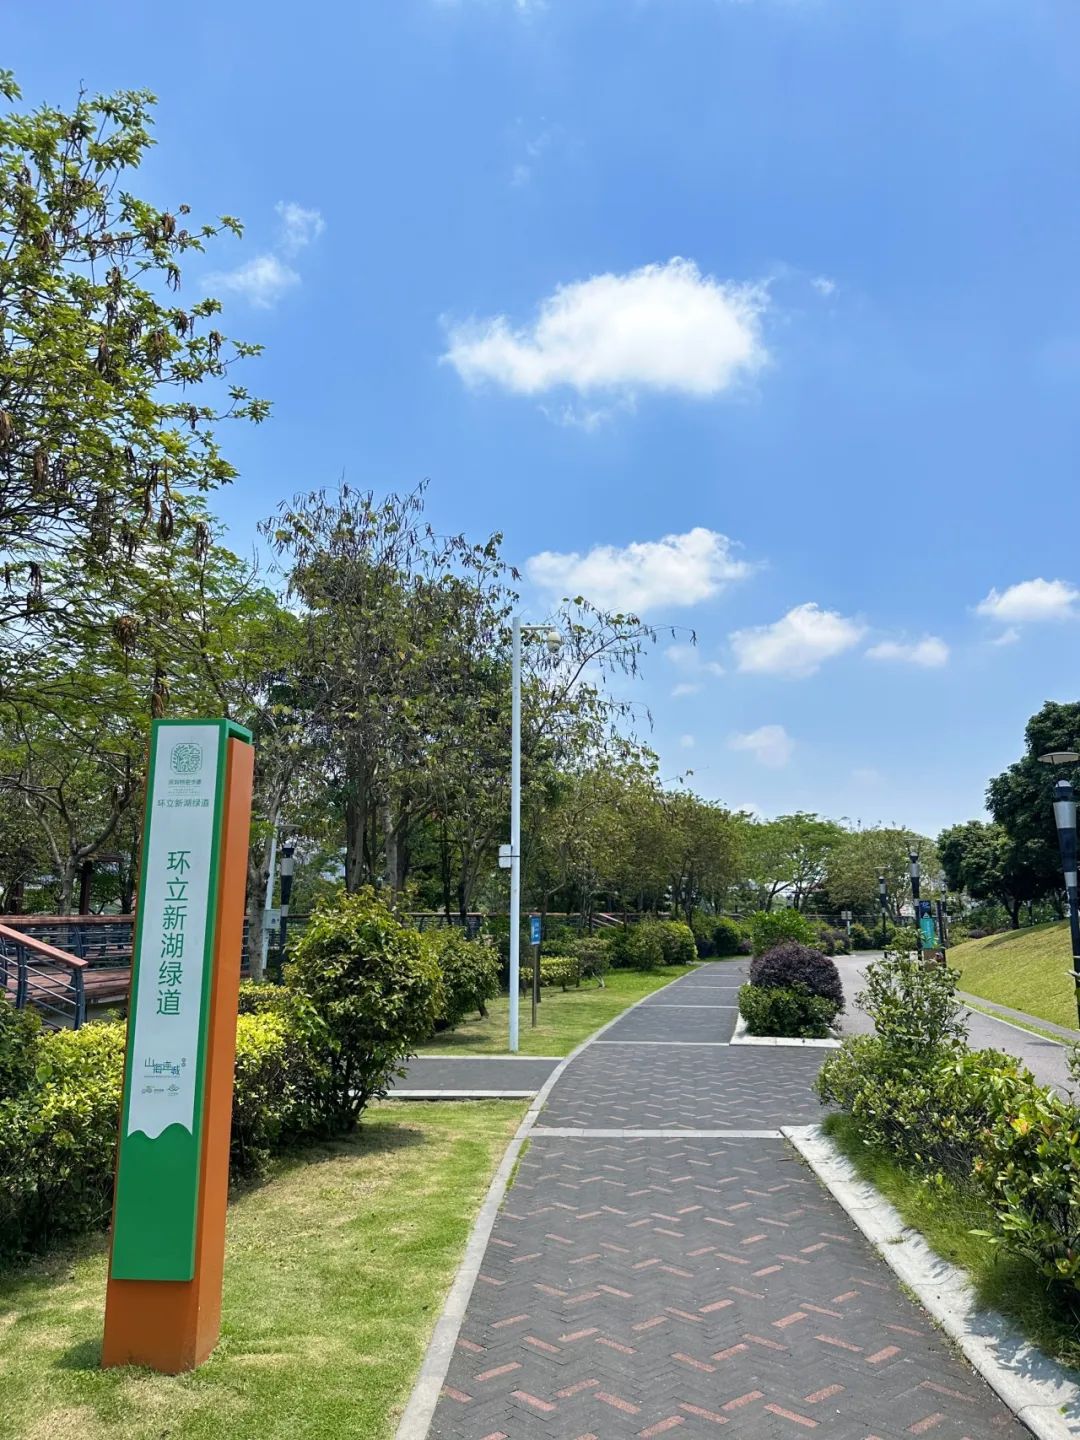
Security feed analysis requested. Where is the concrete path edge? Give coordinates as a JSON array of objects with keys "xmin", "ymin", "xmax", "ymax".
[
  {"xmin": 393, "ymin": 966, "xmax": 701, "ymax": 1440},
  {"xmin": 783, "ymin": 1123, "xmax": 1080, "ymax": 1440}
]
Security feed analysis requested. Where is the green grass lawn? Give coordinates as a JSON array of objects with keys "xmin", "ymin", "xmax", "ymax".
[
  {"xmin": 949, "ymin": 921, "xmax": 1079, "ymax": 1030},
  {"xmin": 0, "ymin": 1100, "xmax": 526, "ymax": 1440},
  {"xmin": 417, "ymin": 964, "xmax": 699, "ymax": 1056},
  {"xmin": 824, "ymin": 1112, "xmax": 1080, "ymax": 1370}
]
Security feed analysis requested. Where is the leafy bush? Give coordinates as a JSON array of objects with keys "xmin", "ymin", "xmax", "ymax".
[
  {"xmin": 571, "ymin": 936, "xmax": 611, "ymax": 986},
  {"xmin": 818, "ymin": 1038, "xmax": 1026, "ymax": 1182},
  {"xmin": 0, "ymin": 1022, "xmax": 127, "ymax": 1256},
  {"xmin": 857, "ymin": 949, "xmax": 965, "ymax": 1061},
  {"xmin": 0, "ymin": 1001, "xmax": 40, "ymax": 1100},
  {"xmin": 657, "ymin": 920, "xmax": 696, "ymax": 967},
  {"xmin": 539, "ymin": 955, "xmax": 581, "ymax": 990},
  {"xmin": 848, "ymin": 921, "xmax": 875, "ymax": 950},
  {"xmin": 750, "ymin": 942, "xmax": 844, "ymax": 1011},
  {"xmin": 691, "ymin": 912, "xmax": 716, "ymax": 957},
  {"xmin": 609, "ymin": 921, "xmax": 665, "ymax": 971},
  {"xmin": 422, "ymin": 928, "xmax": 500, "ymax": 1028},
  {"xmin": 976, "ymin": 1064, "xmax": 1080, "ymax": 1293},
  {"xmin": 237, "ymin": 978, "xmax": 289, "ymax": 1015},
  {"xmin": 748, "ymin": 908, "xmax": 816, "ymax": 955},
  {"xmin": 737, "ymin": 936, "xmax": 753, "ymax": 955},
  {"xmin": 739, "ymin": 984, "xmax": 837, "ymax": 1038},
  {"xmin": 285, "ymin": 888, "xmax": 442, "ymax": 1131},
  {"xmin": 712, "ymin": 917, "xmax": 746, "ymax": 957},
  {"xmin": 817, "ymin": 925, "xmax": 850, "ymax": 956}
]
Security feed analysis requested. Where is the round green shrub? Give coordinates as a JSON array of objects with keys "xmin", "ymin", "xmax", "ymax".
[
  {"xmin": 571, "ymin": 935, "xmax": 611, "ymax": 986},
  {"xmin": 285, "ymin": 888, "xmax": 442, "ymax": 1131},
  {"xmin": 657, "ymin": 920, "xmax": 696, "ymax": 967},
  {"xmin": 0, "ymin": 1000, "xmax": 40, "ymax": 1100},
  {"xmin": 748, "ymin": 908, "xmax": 816, "ymax": 955},
  {"xmin": 749, "ymin": 941, "xmax": 844, "ymax": 1011},
  {"xmin": 848, "ymin": 921, "xmax": 876, "ymax": 950},
  {"xmin": 422, "ymin": 928, "xmax": 500, "ymax": 1028},
  {"xmin": 712, "ymin": 917, "xmax": 745, "ymax": 957}
]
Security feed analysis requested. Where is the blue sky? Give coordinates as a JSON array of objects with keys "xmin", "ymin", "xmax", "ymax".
[{"xmin": 11, "ymin": 0, "xmax": 1080, "ymax": 836}]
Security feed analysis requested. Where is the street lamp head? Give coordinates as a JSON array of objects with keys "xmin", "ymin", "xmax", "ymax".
[
  {"xmin": 909, "ymin": 851, "xmax": 920, "ymax": 878},
  {"xmin": 1054, "ymin": 778, "xmax": 1077, "ymax": 837},
  {"xmin": 1040, "ymin": 751, "xmax": 1080, "ymax": 766},
  {"xmin": 545, "ymin": 628, "xmax": 563, "ymax": 655}
]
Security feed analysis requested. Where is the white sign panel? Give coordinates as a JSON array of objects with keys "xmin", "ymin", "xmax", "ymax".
[{"xmin": 126, "ymin": 723, "xmax": 221, "ymax": 1141}]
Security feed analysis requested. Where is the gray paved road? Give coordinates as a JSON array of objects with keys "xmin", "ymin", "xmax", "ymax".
[{"xmin": 835, "ymin": 953, "xmax": 1075, "ymax": 1095}]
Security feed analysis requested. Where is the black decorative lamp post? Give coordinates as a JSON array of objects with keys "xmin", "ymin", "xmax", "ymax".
[
  {"xmin": 1039, "ymin": 751, "xmax": 1080, "ymax": 1028},
  {"xmin": 909, "ymin": 851, "xmax": 921, "ymax": 958},
  {"xmin": 877, "ymin": 874, "xmax": 888, "ymax": 951}
]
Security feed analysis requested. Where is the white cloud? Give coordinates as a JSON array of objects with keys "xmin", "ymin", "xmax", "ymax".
[
  {"xmin": 667, "ymin": 640, "xmax": 724, "ymax": 698},
  {"xmin": 811, "ymin": 275, "xmax": 836, "ymax": 297},
  {"xmin": 975, "ymin": 578, "xmax": 1080, "ymax": 624},
  {"xmin": 865, "ymin": 635, "xmax": 949, "ymax": 668},
  {"xmin": 275, "ymin": 200, "xmax": 325, "ymax": 256},
  {"xmin": 729, "ymin": 724, "xmax": 794, "ymax": 769},
  {"xmin": 443, "ymin": 258, "xmax": 767, "ymax": 401},
  {"xmin": 208, "ymin": 253, "xmax": 299, "ymax": 309},
  {"xmin": 730, "ymin": 602, "xmax": 865, "ymax": 678},
  {"xmin": 680, "ymin": 734, "xmax": 696, "ymax": 750},
  {"xmin": 209, "ymin": 201, "xmax": 324, "ymax": 309},
  {"xmin": 852, "ymin": 766, "xmax": 883, "ymax": 786},
  {"xmin": 527, "ymin": 527, "xmax": 752, "ymax": 613},
  {"xmin": 991, "ymin": 626, "xmax": 1021, "ymax": 647}
]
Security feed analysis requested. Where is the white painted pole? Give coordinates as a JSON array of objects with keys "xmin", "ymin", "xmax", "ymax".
[
  {"xmin": 509, "ymin": 616, "xmax": 522, "ymax": 1053},
  {"xmin": 260, "ymin": 826, "xmax": 279, "ymax": 977}
]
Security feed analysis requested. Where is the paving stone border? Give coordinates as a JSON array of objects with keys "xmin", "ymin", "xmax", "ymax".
[
  {"xmin": 784, "ymin": 1123, "xmax": 1080, "ymax": 1439},
  {"xmin": 731, "ymin": 1012, "xmax": 842, "ymax": 1048}
]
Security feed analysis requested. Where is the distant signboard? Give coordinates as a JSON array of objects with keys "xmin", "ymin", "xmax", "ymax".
[{"xmin": 529, "ymin": 914, "xmax": 541, "ymax": 946}]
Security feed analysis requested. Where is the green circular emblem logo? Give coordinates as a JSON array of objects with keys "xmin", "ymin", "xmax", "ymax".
[{"xmin": 170, "ymin": 742, "xmax": 203, "ymax": 775}]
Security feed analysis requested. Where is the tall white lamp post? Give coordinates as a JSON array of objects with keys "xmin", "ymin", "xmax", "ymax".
[{"xmin": 502, "ymin": 618, "xmax": 562, "ymax": 1053}]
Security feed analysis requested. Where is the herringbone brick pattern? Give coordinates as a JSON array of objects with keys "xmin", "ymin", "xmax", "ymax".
[
  {"xmin": 427, "ymin": 966, "xmax": 1023, "ymax": 1438},
  {"xmin": 542, "ymin": 1044, "xmax": 827, "ymax": 1130}
]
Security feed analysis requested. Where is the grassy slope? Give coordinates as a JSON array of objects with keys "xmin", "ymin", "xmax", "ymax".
[
  {"xmin": 824, "ymin": 1112, "xmax": 1080, "ymax": 1370},
  {"xmin": 949, "ymin": 921, "xmax": 1077, "ymax": 1030},
  {"xmin": 0, "ymin": 1101, "xmax": 525, "ymax": 1440},
  {"xmin": 417, "ymin": 964, "xmax": 698, "ymax": 1056}
]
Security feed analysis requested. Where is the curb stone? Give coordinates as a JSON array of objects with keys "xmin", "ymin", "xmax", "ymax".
[
  {"xmin": 783, "ymin": 1123, "xmax": 1080, "ymax": 1440},
  {"xmin": 731, "ymin": 1011, "xmax": 841, "ymax": 1047}
]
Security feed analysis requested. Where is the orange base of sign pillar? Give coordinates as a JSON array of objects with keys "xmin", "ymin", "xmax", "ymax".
[{"xmin": 102, "ymin": 736, "xmax": 254, "ymax": 1372}]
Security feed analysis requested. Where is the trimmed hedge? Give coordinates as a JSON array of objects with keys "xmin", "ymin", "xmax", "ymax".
[
  {"xmin": 538, "ymin": 955, "xmax": 581, "ymax": 990},
  {"xmin": 0, "ymin": 887, "xmax": 444, "ymax": 1261},
  {"xmin": 749, "ymin": 942, "xmax": 844, "ymax": 1011},
  {"xmin": 739, "ymin": 984, "xmax": 836, "ymax": 1039}
]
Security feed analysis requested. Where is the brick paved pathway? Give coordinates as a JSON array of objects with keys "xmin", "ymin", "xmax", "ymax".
[{"xmin": 427, "ymin": 963, "xmax": 1024, "ymax": 1439}]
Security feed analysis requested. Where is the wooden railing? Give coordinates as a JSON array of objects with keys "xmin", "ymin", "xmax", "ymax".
[{"xmin": 0, "ymin": 923, "xmax": 88, "ymax": 1029}]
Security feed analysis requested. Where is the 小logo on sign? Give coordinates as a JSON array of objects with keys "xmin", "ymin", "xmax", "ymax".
[{"xmin": 170, "ymin": 742, "xmax": 204, "ymax": 776}]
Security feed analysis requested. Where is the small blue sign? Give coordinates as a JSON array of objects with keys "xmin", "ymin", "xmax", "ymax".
[{"xmin": 529, "ymin": 915, "xmax": 541, "ymax": 946}]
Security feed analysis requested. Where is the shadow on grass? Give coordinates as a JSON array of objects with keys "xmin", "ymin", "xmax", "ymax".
[
  {"xmin": 1, "ymin": 1121, "xmax": 428, "ymax": 1301},
  {"xmin": 56, "ymin": 1337, "xmax": 103, "ymax": 1371}
]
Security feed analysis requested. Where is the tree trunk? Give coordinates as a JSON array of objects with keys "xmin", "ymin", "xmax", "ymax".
[
  {"xmin": 1009, "ymin": 899, "xmax": 1021, "ymax": 929},
  {"xmin": 440, "ymin": 820, "xmax": 453, "ymax": 920},
  {"xmin": 58, "ymin": 859, "xmax": 77, "ymax": 915},
  {"xmin": 344, "ymin": 789, "xmax": 368, "ymax": 892}
]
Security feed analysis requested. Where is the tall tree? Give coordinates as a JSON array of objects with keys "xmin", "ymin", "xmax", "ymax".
[
  {"xmin": 985, "ymin": 700, "xmax": 1080, "ymax": 912},
  {"xmin": 744, "ymin": 813, "xmax": 844, "ymax": 911},
  {"xmin": 938, "ymin": 819, "xmax": 1047, "ymax": 929},
  {"xmin": 0, "ymin": 73, "xmax": 266, "ymax": 683}
]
